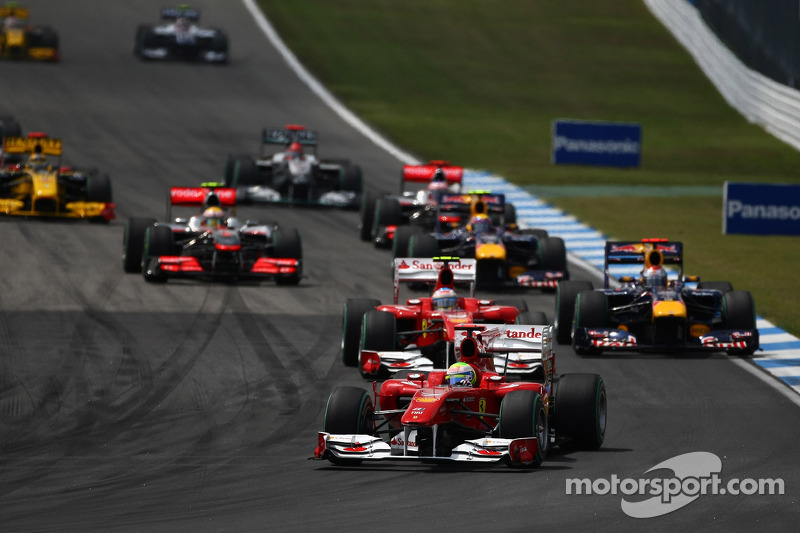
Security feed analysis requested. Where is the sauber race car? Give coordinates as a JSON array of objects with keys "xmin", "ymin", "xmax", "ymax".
[
  {"xmin": 395, "ymin": 191, "xmax": 568, "ymax": 289},
  {"xmin": 134, "ymin": 6, "xmax": 228, "ymax": 63},
  {"xmin": 122, "ymin": 184, "xmax": 302, "ymax": 284},
  {"xmin": 360, "ymin": 160, "xmax": 463, "ymax": 245},
  {"xmin": 0, "ymin": 4, "xmax": 59, "ymax": 62},
  {"xmin": 314, "ymin": 324, "xmax": 607, "ymax": 468},
  {"xmin": 343, "ymin": 257, "xmax": 547, "ymax": 379},
  {"xmin": 554, "ymin": 238, "xmax": 759, "ymax": 356},
  {"xmin": 0, "ymin": 134, "xmax": 114, "ymax": 222},
  {"xmin": 224, "ymin": 125, "xmax": 363, "ymax": 208}
]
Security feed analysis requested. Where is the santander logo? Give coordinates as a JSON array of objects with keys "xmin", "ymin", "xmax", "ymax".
[{"xmin": 506, "ymin": 328, "xmax": 542, "ymax": 339}]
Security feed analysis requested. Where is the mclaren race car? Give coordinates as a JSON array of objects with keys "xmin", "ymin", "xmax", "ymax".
[
  {"xmin": 394, "ymin": 191, "xmax": 568, "ymax": 289},
  {"xmin": 342, "ymin": 257, "xmax": 547, "ymax": 379},
  {"xmin": 554, "ymin": 238, "xmax": 759, "ymax": 355},
  {"xmin": 122, "ymin": 184, "xmax": 302, "ymax": 284},
  {"xmin": 360, "ymin": 160, "xmax": 463, "ymax": 245},
  {"xmin": 0, "ymin": 133, "xmax": 114, "ymax": 222},
  {"xmin": 0, "ymin": 4, "xmax": 59, "ymax": 62},
  {"xmin": 314, "ymin": 323, "xmax": 606, "ymax": 468},
  {"xmin": 134, "ymin": 6, "xmax": 228, "ymax": 63},
  {"xmin": 224, "ymin": 124, "xmax": 363, "ymax": 208}
]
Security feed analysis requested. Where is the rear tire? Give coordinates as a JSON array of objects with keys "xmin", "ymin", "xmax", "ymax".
[
  {"xmin": 408, "ymin": 233, "xmax": 440, "ymax": 259},
  {"xmin": 341, "ymin": 299, "xmax": 381, "ymax": 367},
  {"xmin": 539, "ymin": 236, "xmax": 567, "ymax": 272},
  {"xmin": 554, "ymin": 280, "xmax": 593, "ymax": 344},
  {"xmin": 231, "ymin": 156, "xmax": 259, "ymax": 187},
  {"xmin": 554, "ymin": 373, "xmax": 606, "ymax": 450},
  {"xmin": 392, "ymin": 225, "xmax": 424, "ymax": 260},
  {"xmin": 498, "ymin": 390, "xmax": 548, "ymax": 467}
]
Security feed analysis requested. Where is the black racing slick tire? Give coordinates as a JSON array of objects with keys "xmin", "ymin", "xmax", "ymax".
[
  {"xmin": 339, "ymin": 165, "xmax": 363, "ymax": 194},
  {"xmin": 539, "ymin": 236, "xmax": 567, "ymax": 273},
  {"xmin": 498, "ymin": 390, "xmax": 548, "ymax": 467},
  {"xmin": 87, "ymin": 174, "xmax": 113, "ymax": 203},
  {"xmin": 272, "ymin": 228, "xmax": 303, "ymax": 286},
  {"xmin": 231, "ymin": 156, "xmax": 259, "ymax": 188},
  {"xmin": 375, "ymin": 197, "xmax": 402, "ymax": 230},
  {"xmin": 392, "ymin": 225, "xmax": 424, "ymax": 261},
  {"xmin": 323, "ymin": 387, "xmax": 375, "ymax": 465},
  {"xmin": 323, "ymin": 387, "xmax": 375, "ymax": 435},
  {"xmin": 554, "ymin": 280, "xmax": 593, "ymax": 344},
  {"xmin": 359, "ymin": 190, "xmax": 378, "ymax": 242},
  {"xmin": 408, "ymin": 233, "xmax": 440, "ymax": 259},
  {"xmin": 223, "ymin": 153, "xmax": 250, "ymax": 187},
  {"xmin": 341, "ymin": 299, "xmax": 381, "ymax": 367},
  {"xmin": 142, "ymin": 224, "xmax": 174, "ymax": 283},
  {"xmin": 573, "ymin": 291, "xmax": 607, "ymax": 356},
  {"xmin": 503, "ymin": 202, "xmax": 517, "ymax": 226},
  {"xmin": 554, "ymin": 373, "xmax": 607, "ymax": 450},
  {"xmin": 723, "ymin": 290, "xmax": 758, "ymax": 356},
  {"xmin": 362, "ymin": 310, "xmax": 397, "ymax": 352},
  {"xmin": 123, "ymin": 217, "xmax": 156, "ymax": 273},
  {"xmin": 361, "ymin": 310, "xmax": 397, "ymax": 378}
]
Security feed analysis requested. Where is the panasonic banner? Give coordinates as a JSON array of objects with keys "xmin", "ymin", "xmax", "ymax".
[
  {"xmin": 723, "ymin": 182, "xmax": 800, "ymax": 236},
  {"xmin": 552, "ymin": 119, "xmax": 642, "ymax": 167}
]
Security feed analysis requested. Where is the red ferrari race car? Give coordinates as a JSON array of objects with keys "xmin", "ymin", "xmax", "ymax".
[
  {"xmin": 122, "ymin": 183, "xmax": 302, "ymax": 284},
  {"xmin": 314, "ymin": 323, "xmax": 607, "ymax": 467},
  {"xmin": 360, "ymin": 160, "xmax": 464, "ymax": 246},
  {"xmin": 345, "ymin": 257, "xmax": 548, "ymax": 379},
  {"xmin": 554, "ymin": 238, "xmax": 759, "ymax": 355}
]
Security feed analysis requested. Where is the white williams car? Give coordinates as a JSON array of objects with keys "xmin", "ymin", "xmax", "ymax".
[{"xmin": 134, "ymin": 6, "xmax": 228, "ymax": 63}]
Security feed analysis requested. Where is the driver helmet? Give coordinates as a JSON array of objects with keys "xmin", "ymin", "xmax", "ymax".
[
  {"xmin": 469, "ymin": 214, "xmax": 492, "ymax": 234},
  {"xmin": 202, "ymin": 206, "xmax": 225, "ymax": 229},
  {"xmin": 28, "ymin": 153, "xmax": 48, "ymax": 171},
  {"xmin": 427, "ymin": 169, "xmax": 449, "ymax": 194},
  {"xmin": 286, "ymin": 142, "xmax": 304, "ymax": 160},
  {"xmin": 446, "ymin": 362, "xmax": 477, "ymax": 387},
  {"xmin": 432, "ymin": 287, "xmax": 457, "ymax": 311},
  {"xmin": 642, "ymin": 266, "xmax": 667, "ymax": 288}
]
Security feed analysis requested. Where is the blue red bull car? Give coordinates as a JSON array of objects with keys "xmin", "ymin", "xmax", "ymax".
[{"xmin": 554, "ymin": 238, "xmax": 759, "ymax": 355}]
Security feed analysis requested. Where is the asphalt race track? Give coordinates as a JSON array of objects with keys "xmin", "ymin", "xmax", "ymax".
[{"xmin": 0, "ymin": 1, "xmax": 798, "ymax": 531}]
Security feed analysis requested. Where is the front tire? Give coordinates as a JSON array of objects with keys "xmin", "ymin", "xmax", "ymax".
[
  {"xmin": 723, "ymin": 290, "xmax": 758, "ymax": 356},
  {"xmin": 123, "ymin": 217, "xmax": 156, "ymax": 273},
  {"xmin": 272, "ymin": 227, "xmax": 303, "ymax": 286},
  {"xmin": 341, "ymin": 299, "xmax": 381, "ymax": 367},
  {"xmin": 498, "ymin": 390, "xmax": 548, "ymax": 467},
  {"xmin": 554, "ymin": 280, "xmax": 593, "ymax": 344},
  {"xmin": 323, "ymin": 387, "xmax": 375, "ymax": 465}
]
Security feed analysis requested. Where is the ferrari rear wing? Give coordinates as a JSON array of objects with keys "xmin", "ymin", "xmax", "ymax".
[
  {"xmin": 453, "ymin": 324, "xmax": 555, "ymax": 386},
  {"xmin": 393, "ymin": 257, "xmax": 476, "ymax": 303}
]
